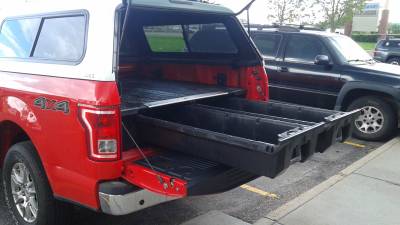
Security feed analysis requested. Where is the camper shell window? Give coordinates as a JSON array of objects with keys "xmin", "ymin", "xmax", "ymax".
[
  {"xmin": 119, "ymin": 8, "xmax": 257, "ymax": 63},
  {"xmin": 143, "ymin": 23, "xmax": 238, "ymax": 54}
]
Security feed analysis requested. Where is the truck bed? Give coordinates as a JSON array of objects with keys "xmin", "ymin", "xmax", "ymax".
[
  {"xmin": 120, "ymin": 78, "xmax": 245, "ymax": 115},
  {"xmin": 135, "ymin": 152, "xmax": 257, "ymax": 196}
]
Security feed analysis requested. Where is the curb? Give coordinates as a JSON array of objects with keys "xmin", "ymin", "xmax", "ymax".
[{"xmin": 257, "ymin": 137, "xmax": 400, "ymax": 224}]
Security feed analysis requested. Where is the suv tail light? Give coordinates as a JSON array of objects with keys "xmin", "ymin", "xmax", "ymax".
[{"xmin": 79, "ymin": 106, "xmax": 121, "ymax": 161}]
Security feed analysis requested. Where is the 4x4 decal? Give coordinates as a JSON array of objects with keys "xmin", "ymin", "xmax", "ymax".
[{"xmin": 34, "ymin": 97, "xmax": 70, "ymax": 114}]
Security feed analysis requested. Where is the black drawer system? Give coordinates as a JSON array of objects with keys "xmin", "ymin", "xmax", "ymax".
[{"xmin": 127, "ymin": 97, "xmax": 359, "ymax": 179}]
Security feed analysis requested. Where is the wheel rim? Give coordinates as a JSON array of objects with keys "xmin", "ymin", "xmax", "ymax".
[
  {"xmin": 354, "ymin": 106, "xmax": 384, "ymax": 134},
  {"xmin": 391, "ymin": 61, "xmax": 399, "ymax": 65},
  {"xmin": 10, "ymin": 162, "xmax": 38, "ymax": 223}
]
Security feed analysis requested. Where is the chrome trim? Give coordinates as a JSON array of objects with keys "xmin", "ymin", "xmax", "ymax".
[{"xmin": 99, "ymin": 189, "xmax": 179, "ymax": 216}]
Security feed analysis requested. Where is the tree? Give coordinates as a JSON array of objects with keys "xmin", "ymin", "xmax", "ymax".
[
  {"xmin": 266, "ymin": 0, "xmax": 312, "ymax": 25},
  {"xmin": 314, "ymin": 0, "xmax": 366, "ymax": 32},
  {"xmin": 389, "ymin": 23, "xmax": 400, "ymax": 34}
]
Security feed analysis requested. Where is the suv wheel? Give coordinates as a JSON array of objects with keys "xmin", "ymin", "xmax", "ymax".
[
  {"xmin": 3, "ymin": 141, "xmax": 71, "ymax": 225},
  {"xmin": 347, "ymin": 96, "xmax": 397, "ymax": 141},
  {"xmin": 387, "ymin": 57, "xmax": 400, "ymax": 65}
]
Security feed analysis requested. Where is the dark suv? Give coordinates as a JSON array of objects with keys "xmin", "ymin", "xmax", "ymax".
[
  {"xmin": 251, "ymin": 27, "xmax": 400, "ymax": 141},
  {"xmin": 374, "ymin": 38, "xmax": 400, "ymax": 65}
]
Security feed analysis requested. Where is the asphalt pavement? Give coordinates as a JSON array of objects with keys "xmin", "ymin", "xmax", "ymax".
[{"xmin": 0, "ymin": 138, "xmax": 382, "ymax": 225}]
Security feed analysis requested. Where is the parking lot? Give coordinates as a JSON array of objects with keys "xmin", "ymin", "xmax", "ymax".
[{"xmin": 0, "ymin": 138, "xmax": 382, "ymax": 225}]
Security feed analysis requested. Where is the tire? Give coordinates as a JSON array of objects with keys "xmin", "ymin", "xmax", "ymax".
[
  {"xmin": 387, "ymin": 57, "xmax": 400, "ymax": 65},
  {"xmin": 2, "ymin": 141, "xmax": 71, "ymax": 225},
  {"xmin": 347, "ymin": 96, "xmax": 397, "ymax": 141}
]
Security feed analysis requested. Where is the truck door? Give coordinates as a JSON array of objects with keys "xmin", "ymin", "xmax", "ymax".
[{"xmin": 270, "ymin": 34, "xmax": 342, "ymax": 109}]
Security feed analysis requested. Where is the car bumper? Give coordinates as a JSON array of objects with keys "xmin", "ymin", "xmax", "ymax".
[
  {"xmin": 98, "ymin": 181, "xmax": 180, "ymax": 216},
  {"xmin": 373, "ymin": 50, "xmax": 389, "ymax": 62}
]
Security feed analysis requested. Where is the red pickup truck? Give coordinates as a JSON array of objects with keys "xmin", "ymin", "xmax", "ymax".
[{"xmin": 0, "ymin": 1, "xmax": 358, "ymax": 225}]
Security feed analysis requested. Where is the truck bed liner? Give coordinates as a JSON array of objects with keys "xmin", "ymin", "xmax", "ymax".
[
  {"xmin": 120, "ymin": 78, "xmax": 244, "ymax": 115},
  {"xmin": 135, "ymin": 152, "xmax": 257, "ymax": 196}
]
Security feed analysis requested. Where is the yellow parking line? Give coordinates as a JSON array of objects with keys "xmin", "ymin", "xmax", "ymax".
[
  {"xmin": 344, "ymin": 141, "xmax": 366, "ymax": 148},
  {"xmin": 240, "ymin": 184, "xmax": 279, "ymax": 199}
]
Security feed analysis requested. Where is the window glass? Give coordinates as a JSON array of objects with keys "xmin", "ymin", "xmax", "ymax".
[
  {"xmin": 185, "ymin": 23, "xmax": 238, "ymax": 54},
  {"xmin": 33, "ymin": 16, "xmax": 86, "ymax": 61},
  {"xmin": 329, "ymin": 36, "xmax": 371, "ymax": 62},
  {"xmin": 285, "ymin": 35, "xmax": 329, "ymax": 63},
  {"xmin": 144, "ymin": 25, "xmax": 187, "ymax": 53},
  {"xmin": 0, "ymin": 18, "xmax": 41, "ymax": 58},
  {"xmin": 381, "ymin": 40, "xmax": 400, "ymax": 48},
  {"xmin": 389, "ymin": 41, "xmax": 400, "ymax": 48},
  {"xmin": 143, "ymin": 23, "xmax": 238, "ymax": 54},
  {"xmin": 252, "ymin": 33, "xmax": 281, "ymax": 57}
]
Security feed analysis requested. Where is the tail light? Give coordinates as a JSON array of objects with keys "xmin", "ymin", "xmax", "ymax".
[
  {"xmin": 243, "ymin": 65, "xmax": 269, "ymax": 101},
  {"xmin": 79, "ymin": 106, "xmax": 121, "ymax": 161}
]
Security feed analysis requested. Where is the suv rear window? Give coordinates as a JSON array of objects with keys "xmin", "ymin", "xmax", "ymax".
[
  {"xmin": 251, "ymin": 33, "xmax": 281, "ymax": 57},
  {"xmin": 143, "ymin": 23, "xmax": 238, "ymax": 54},
  {"xmin": 380, "ymin": 40, "xmax": 400, "ymax": 48},
  {"xmin": 285, "ymin": 35, "xmax": 329, "ymax": 63}
]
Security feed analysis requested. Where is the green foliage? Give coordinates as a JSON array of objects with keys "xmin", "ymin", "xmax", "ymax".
[
  {"xmin": 266, "ymin": 0, "xmax": 315, "ymax": 25},
  {"xmin": 389, "ymin": 23, "xmax": 400, "ymax": 34},
  {"xmin": 357, "ymin": 42, "xmax": 376, "ymax": 51},
  {"xmin": 314, "ymin": 0, "xmax": 367, "ymax": 32},
  {"xmin": 352, "ymin": 34, "xmax": 400, "ymax": 43},
  {"xmin": 352, "ymin": 34, "xmax": 379, "ymax": 42},
  {"xmin": 146, "ymin": 35, "xmax": 186, "ymax": 52}
]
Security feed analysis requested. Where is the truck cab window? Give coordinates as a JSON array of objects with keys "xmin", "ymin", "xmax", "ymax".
[
  {"xmin": 143, "ymin": 23, "xmax": 238, "ymax": 54},
  {"xmin": 144, "ymin": 25, "xmax": 187, "ymax": 53},
  {"xmin": 0, "ymin": 18, "xmax": 41, "ymax": 58},
  {"xmin": 285, "ymin": 35, "xmax": 329, "ymax": 63},
  {"xmin": 185, "ymin": 23, "xmax": 238, "ymax": 54},
  {"xmin": 33, "ymin": 16, "xmax": 86, "ymax": 61}
]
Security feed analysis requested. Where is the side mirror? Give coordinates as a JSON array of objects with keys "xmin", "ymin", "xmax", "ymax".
[{"xmin": 315, "ymin": 55, "xmax": 331, "ymax": 66}]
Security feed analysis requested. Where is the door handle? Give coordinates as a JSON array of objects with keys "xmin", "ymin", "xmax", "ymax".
[{"xmin": 278, "ymin": 67, "xmax": 289, "ymax": 72}]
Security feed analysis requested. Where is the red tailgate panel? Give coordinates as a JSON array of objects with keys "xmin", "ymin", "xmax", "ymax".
[{"xmin": 122, "ymin": 162, "xmax": 187, "ymax": 198}]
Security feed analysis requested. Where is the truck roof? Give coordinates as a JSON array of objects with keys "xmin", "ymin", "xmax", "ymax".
[
  {"xmin": 0, "ymin": 0, "xmax": 233, "ymax": 18},
  {"xmin": 129, "ymin": 0, "xmax": 234, "ymax": 14}
]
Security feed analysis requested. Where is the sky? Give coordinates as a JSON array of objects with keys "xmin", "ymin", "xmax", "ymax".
[
  {"xmin": 213, "ymin": 0, "xmax": 400, "ymax": 24},
  {"xmin": 0, "ymin": 0, "xmax": 399, "ymax": 25}
]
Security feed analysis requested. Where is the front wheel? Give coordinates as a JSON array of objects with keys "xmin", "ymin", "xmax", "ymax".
[
  {"xmin": 2, "ymin": 142, "xmax": 71, "ymax": 225},
  {"xmin": 347, "ymin": 96, "xmax": 397, "ymax": 141}
]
